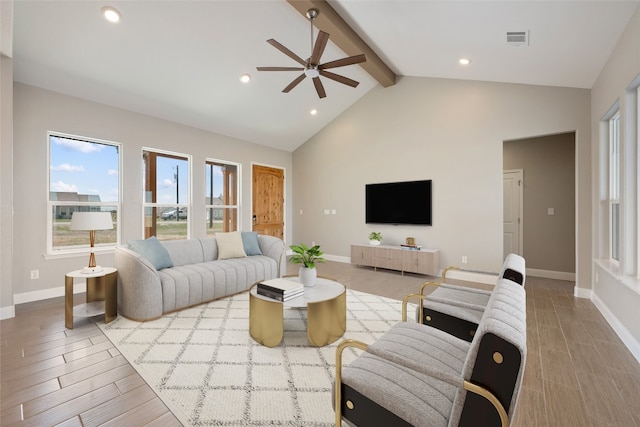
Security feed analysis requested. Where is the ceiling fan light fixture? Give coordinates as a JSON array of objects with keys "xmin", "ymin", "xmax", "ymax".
[
  {"xmin": 459, "ymin": 58, "xmax": 471, "ymax": 65},
  {"xmin": 304, "ymin": 67, "xmax": 320, "ymax": 78},
  {"xmin": 310, "ymin": 109, "xmax": 318, "ymax": 115},
  {"xmin": 240, "ymin": 73, "xmax": 251, "ymax": 83},
  {"xmin": 101, "ymin": 6, "xmax": 121, "ymax": 23}
]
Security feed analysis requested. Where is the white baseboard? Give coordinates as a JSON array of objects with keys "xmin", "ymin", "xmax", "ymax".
[
  {"xmin": 527, "ymin": 268, "xmax": 575, "ymax": 281},
  {"xmin": 592, "ymin": 293, "xmax": 640, "ymax": 363},
  {"xmin": 573, "ymin": 286, "xmax": 592, "ymax": 299},
  {"xmin": 13, "ymin": 283, "xmax": 88, "ymax": 305},
  {"xmin": 0, "ymin": 305, "xmax": 15, "ymax": 320},
  {"xmin": 325, "ymin": 254, "xmax": 350, "ymax": 264}
]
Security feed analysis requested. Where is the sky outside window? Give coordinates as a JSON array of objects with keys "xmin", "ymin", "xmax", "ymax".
[
  {"xmin": 147, "ymin": 155, "xmax": 189, "ymax": 205},
  {"xmin": 49, "ymin": 135, "xmax": 119, "ymax": 202}
]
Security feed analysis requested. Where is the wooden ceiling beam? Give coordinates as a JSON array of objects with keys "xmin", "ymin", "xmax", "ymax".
[{"xmin": 286, "ymin": 0, "xmax": 396, "ymax": 88}]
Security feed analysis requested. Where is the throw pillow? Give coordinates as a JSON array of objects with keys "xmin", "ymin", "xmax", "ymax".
[
  {"xmin": 216, "ymin": 231, "xmax": 247, "ymax": 259},
  {"xmin": 241, "ymin": 231, "xmax": 262, "ymax": 256},
  {"xmin": 128, "ymin": 236, "xmax": 174, "ymax": 270}
]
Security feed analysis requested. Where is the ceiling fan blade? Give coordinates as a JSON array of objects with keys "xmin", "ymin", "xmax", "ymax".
[
  {"xmin": 313, "ymin": 77, "xmax": 326, "ymax": 99},
  {"xmin": 257, "ymin": 66, "xmax": 305, "ymax": 72},
  {"xmin": 282, "ymin": 73, "xmax": 307, "ymax": 93},
  {"xmin": 319, "ymin": 70, "xmax": 360, "ymax": 88},
  {"xmin": 320, "ymin": 54, "xmax": 367, "ymax": 70},
  {"xmin": 310, "ymin": 31, "xmax": 329, "ymax": 66},
  {"xmin": 266, "ymin": 39, "xmax": 306, "ymax": 66}
]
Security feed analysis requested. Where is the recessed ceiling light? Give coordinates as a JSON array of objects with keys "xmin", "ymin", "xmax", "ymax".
[
  {"xmin": 240, "ymin": 73, "xmax": 251, "ymax": 83},
  {"xmin": 458, "ymin": 58, "xmax": 471, "ymax": 65},
  {"xmin": 310, "ymin": 109, "xmax": 318, "ymax": 116},
  {"xmin": 101, "ymin": 6, "xmax": 121, "ymax": 23}
]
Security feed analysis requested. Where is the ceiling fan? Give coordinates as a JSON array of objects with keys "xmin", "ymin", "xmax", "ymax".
[{"xmin": 257, "ymin": 8, "xmax": 366, "ymax": 99}]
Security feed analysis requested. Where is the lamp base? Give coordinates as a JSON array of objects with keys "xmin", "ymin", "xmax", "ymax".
[{"xmin": 81, "ymin": 265, "xmax": 104, "ymax": 274}]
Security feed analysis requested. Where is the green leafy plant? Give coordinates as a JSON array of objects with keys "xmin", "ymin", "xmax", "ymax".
[
  {"xmin": 369, "ymin": 232, "xmax": 382, "ymax": 241},
  {"xmin": 289, "ymin": 243, "xmax": 326, "ymax": 269}
]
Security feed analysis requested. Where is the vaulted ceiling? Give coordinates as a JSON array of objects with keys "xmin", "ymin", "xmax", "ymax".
[{"xmin": 5, "ymin": 1, "xmax": 638, "ymax": 151}]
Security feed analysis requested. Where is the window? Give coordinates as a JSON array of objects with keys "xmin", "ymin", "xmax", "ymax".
[
  {"xmin": 143, "ymin": 150, "xmax": 190, "ymax": 240},
  {"xmin": 205, "ymin": 160, "xmax": 239, "ymax": 236},
  {"xmin": 48, "ymin": 133, "xmax": 120, "ymax": 254},
  {"xmin": 609, "ymin": 112, "xmax": 620, "ymax": 261}
]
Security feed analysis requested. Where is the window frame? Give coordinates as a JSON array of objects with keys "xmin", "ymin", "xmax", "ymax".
[
  {"xmin": 142, "ymin": 148, "xmax": 192, "ymax": 240},
  {"xmin": 609, "ymin": 112, "xmax": 621, "ymax": 263},
  {"xmin": 205, "ymin": 158, "xmax": 241, "ymax": 235},
  {"xmin": 46, "ymin": 132, "xmax": 122, "ymax": 257}
]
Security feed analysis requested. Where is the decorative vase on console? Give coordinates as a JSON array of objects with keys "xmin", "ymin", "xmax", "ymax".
[
  {"xmin": 369, "ymin": 232, "xmax": 382, "ymax": 246},
  {"xmin": 289, "ymin": 243, "xmax": 326, "ymax": 287}
]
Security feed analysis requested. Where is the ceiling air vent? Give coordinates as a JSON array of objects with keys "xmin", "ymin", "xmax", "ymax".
[{"xmin": 506, "ymin": 31, "xmax": 529, "ymax": 46}]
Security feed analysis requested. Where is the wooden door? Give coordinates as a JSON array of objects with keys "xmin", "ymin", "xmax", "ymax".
[
  {"xmin": 252, "ymin": 164, "xmax": 284, "ymax": 239},
  {"xmin": 503, "ymin": 169, "xmax": 523, "ymax": 258}
]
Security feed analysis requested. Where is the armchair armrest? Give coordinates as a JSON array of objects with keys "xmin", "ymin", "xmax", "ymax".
[
  {"xmin": 442, "ymin": 265, "xmax": 460, "ymax": 281},
  {"xmin": 334, "ymin": 338, "xmax": 509, "ymax": 427}
]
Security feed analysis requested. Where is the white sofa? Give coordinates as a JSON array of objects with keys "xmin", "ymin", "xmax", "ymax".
[{"xmin": 114, "ymin": 233, "xmax": 285, "ymax": 321}]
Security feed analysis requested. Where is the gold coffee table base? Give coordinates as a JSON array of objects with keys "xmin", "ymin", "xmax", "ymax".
[{"xmin": 249, "ymin": 279, "xmax": 347, "ymax": 347}]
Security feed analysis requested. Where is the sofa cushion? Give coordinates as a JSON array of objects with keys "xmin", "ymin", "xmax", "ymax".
[
  {"xmin": 128, "ymin": 236, "xmax": 173, "ymax": 270},
  {"xmin": 216, "ymin": 231, "xmax": 247, "ymax": 259},
  {"xmin": 161, "ymin": 239, "xmax": 205, "ymax": 267},
  {"xmin": 241, "ymin": 231, "xmax": 263, "ymax": 256}
]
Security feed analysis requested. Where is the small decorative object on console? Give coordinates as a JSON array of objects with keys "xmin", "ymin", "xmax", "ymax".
[{"xmin": 368, "ymin": 231, "xmax": 382, "ymax": 246}]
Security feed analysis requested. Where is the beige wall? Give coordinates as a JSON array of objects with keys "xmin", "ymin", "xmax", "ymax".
[
  {"xmin": 292, "ymin": 76, "xmax": 591, "ymax": 283},
  {"xmin": 591, "ymin": 7, "xmax": 640, "ymax": 354},
  {"xmin": 7, "ymin": 83, "xmax": 292, "ymax": 307},
  {"xmin": 504, "ymin": 133, "xmax": 576, "ymax": 274}
]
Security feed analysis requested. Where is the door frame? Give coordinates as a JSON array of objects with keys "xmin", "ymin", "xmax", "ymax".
[
  {"xmin": 503, "ymin": 169, "xmax": 524, "ymax": 256},
  {"xmin": 251, "ymin": 162, "xmax": 286, "ymax": 242}
]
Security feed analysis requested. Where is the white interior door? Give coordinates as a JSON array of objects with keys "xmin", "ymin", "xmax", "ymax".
[{"xmin": 503, "ymin": 169, "xmax": 523, "ymax": 258}]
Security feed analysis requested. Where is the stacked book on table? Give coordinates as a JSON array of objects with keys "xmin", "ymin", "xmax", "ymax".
[
  {"xmin": 257, "ymin": 278, "xmax": 304, "ymax": 302},
  {"xmin": 401, "ymin": 244, "xmax": 422, "ymax": 251}
]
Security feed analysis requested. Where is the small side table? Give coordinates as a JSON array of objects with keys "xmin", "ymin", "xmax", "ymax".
[{"xmin": 65, "ymin": 267, "xmax": 117, "ymax": 329}]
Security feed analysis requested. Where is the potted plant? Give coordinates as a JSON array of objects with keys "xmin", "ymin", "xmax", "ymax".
[
  {"xmin": 289, "ymin": 243, "xmax": 326, "ymax": 287},
  {"xmin": 369, "ymin": 232, "xmax": 382, "ymax": 246}
]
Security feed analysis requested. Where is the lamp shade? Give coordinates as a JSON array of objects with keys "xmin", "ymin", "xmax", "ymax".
[{"xmin": 70, "ymin": 212, "xmax": 114, "ymax": 231}]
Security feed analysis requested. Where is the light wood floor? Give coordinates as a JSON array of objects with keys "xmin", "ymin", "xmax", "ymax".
[{"xmin": 2, "ymin": 261, "xmax": 639, "ymax": 426}]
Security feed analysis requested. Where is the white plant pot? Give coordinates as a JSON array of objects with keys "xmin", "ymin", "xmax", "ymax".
[
  {"xmin": 299, "ymin": 267, "xmax": 317, "ymax": 287},
  {"xmin": 369, "ymin": 240, "xmax": 381, "ymax": 246}
]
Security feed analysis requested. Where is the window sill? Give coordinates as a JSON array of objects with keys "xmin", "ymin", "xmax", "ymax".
[
  {"xmin": 45, "ymin": 247, "xmax": 115, "ymax": 261},
  {"xmin": 595, "ymin": 258, "xmax": 640, "ymax": 295}
]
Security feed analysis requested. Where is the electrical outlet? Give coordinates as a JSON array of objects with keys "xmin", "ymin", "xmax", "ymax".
[
  {"xmin": 311, "ymin": 241, "xmax": 316, "ymax": 247},
  {"xmin": 461, "ymin": 256, "xmax": 468, "ymax": 264},
  {"xmin": 30, "ymin": 270, "xmax": 39, "ymax": 280}
]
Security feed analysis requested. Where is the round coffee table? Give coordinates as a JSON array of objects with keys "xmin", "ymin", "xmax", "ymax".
[{"xmin": 249, "ymin": 277, "xmax": 346, "ymax": 347}]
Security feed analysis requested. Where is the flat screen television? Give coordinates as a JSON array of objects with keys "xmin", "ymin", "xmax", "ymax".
[{"xmin": 365, "ymin": 180, "xmax": 432, "ymax": 225}]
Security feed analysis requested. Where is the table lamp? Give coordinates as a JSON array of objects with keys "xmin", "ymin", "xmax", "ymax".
[{"xmin": 70, "ymin": 211, "xmax": 114, "ymax": 274}]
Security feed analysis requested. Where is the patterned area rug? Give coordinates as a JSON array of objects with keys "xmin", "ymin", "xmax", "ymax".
[{"xmin": 99, "ymin": 290, "xmax": 409, "ymax": 426}]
